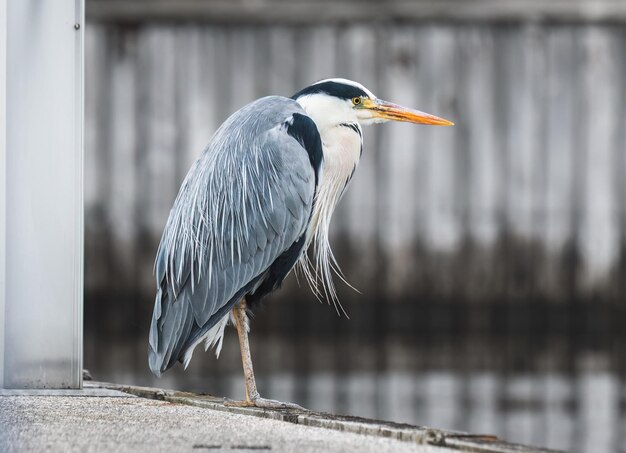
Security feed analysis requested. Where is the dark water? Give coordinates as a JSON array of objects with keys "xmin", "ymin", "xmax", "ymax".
[{"xmin": 86, "ymin": 297, "xmax": 626, "ymax": 453}]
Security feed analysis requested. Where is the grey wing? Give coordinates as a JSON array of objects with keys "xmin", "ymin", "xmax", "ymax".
[{"xmin": 148, "ymin": 97, "xmax": 321, "ymax": 375}]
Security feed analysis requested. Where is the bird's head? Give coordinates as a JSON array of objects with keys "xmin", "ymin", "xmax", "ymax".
[{"xmin": 292, "ymin": 78, "xmax": 453, "ymax": 130}]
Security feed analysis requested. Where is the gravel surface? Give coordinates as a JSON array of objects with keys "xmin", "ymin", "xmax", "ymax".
[{"xmin": 0, "ymin": 396, "xmax": 456, "ymax": 453}]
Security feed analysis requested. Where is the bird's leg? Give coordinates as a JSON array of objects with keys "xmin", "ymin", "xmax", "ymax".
[
  {"xmin": 225, "ymin": 298, "xmax": 303, "ymax": 410},
  {"xmin": 233, "ymin": 298, "xmax": 260, "ymax": 403}
]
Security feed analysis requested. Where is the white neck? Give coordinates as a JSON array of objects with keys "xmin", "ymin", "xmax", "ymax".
[{"xmin": 296, "ymin": 94, "xmax": 363, "ymax": 238}]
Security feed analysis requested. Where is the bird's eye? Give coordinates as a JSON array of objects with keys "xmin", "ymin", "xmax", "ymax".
[{"xmin": 352, "ymin": 97, "xmax": 362, "ymax": 105}]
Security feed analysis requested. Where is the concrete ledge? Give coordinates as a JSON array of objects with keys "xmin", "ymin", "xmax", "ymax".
[
  {"xmin": 0, "ymin": 387, "xmax": 134, "ymax": 397},
  {"xmin": 90, "ymin": 381, "xmax": 562, "ymax": 453}
]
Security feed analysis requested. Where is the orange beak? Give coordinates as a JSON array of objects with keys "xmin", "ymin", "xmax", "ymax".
[{"xmin": 363, "ymin": 98, "xmax": 454, "ymax": 126}]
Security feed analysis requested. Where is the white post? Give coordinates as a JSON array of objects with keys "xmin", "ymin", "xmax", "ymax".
[
  {"xmin": 2, "ymin": 0, "xmax": 84, "ymax": 389},
  {"xmin": 0, "ymin": 0, "xmax": 7, "ymax": 389}
]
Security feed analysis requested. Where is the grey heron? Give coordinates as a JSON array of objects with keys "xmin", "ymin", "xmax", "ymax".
[{"xmin": 149, "ymin": 78, "xmax": 453, "ymax": 408}]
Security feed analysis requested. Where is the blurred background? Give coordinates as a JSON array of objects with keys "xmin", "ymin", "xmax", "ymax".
[{"xmin": 84, "ymin": 1, "xmax": 626, "ymax": 452}]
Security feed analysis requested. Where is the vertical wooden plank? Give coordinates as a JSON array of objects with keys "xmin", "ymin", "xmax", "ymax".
[
  {"xmin": 542, "ymin": 28, "xmax": 578, "ymax": 298},
  {"xmin": 144, "ymin": 27, "xmax": 179, "ymax": 236},
  {"xmin": 379, "ymin": 26, "xmax": 421, "ymax": 293},
  {"xmin": 250, "ymin": 27, "xmax": 271, "ymax": 98},
  {"xmin": 463, "ymin": 28, "xmax": 499, "ymax": 246},
  {"xmin": 579, "ymin": 27, "xmax": 620, "ymax": 285},
  {"xmin": 179, "ymin": 27, "xmax": 204, "ymax": 168},
  {"xmin": 505, "ymin": 25, "xmax": 545, "ymax": 239},
  {"xmin": 172, "ymin": 28, "xmax": 192, "ymax": 175},
  {"xmin": 545, "ymin": 29, "xmax": 576, "ymax": 252},
  {"xmin": 229, "ymin": 27, "xmax": 257, "ymax": 110},
  {"xmin": 267, "ymin": 26, "xmax": 298, "ymax": 97},
  {"xmin": 109, "ymin": 28, "xmax": 137, "ymax": 283},
  {"xmin": 617, "ymin": 28, "xmax": 626, "ymax": 263},
  {"xmin": 499, "ymin": 24, "xmax": 549, "ymax": 304},
  {"xmin": 133, "ymin": 26, "xmax": 153, "ymax": 297},
  {"xmin": 450, "ymin": 25, "xmax": 487, "ymax": 300},
  {"xmin": 450, "ymin": 26, "xmax": 477, "ymax": 240},
  {"xmin": 292, "ymin": 27, "xmax": 312, "ymax": 92},
  {"xmin": 210, "ymin": 27, "xmax": 233, "ymax": 128},
  {"xmin": 301, "ymin": 25, "xmax": 336, "ymax": 83},
  {"xmin": 491, "ymin": 27, "xmax": 510, "ymax": 235},
  {"xmin": 423, "ymin": 26, "xmax": 460, "ymax": 252}
]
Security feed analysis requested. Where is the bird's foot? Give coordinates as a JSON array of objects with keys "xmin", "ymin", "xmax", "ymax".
[{"xmin": 224, "ymin": 397, "xmax": 304, "ymax": 410}]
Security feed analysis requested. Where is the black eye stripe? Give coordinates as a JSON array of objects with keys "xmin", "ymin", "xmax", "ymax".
[{"xmin": 292, "ymin": 81, "xmax": 369, "ymax": 100}]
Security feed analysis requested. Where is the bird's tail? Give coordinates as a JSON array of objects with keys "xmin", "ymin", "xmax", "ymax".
[{"xmin": 148, "ymin": 286, "xmax": 194, "ymax": 376}]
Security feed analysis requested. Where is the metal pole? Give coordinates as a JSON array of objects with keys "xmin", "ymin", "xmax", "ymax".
[
  {"xmin": 0, "ymin": 0, "xmax": 7, "ymax": 389},
  {"xmin": 2, "ymin": 0, "xmax": 84, "ymax": 389}
]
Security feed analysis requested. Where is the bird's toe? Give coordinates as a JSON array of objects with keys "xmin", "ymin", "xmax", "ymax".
[
  {"xmin": 252, "ymin": 397, "xmax": 305, "ymax": 410},
  {"xmin": 223, "ymin": 397, "xmax": 304, "ymax": 410}
]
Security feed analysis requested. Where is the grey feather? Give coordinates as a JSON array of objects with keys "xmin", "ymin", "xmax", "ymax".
[{"xmin": 149, "ymin": 96, "xmax": 317, "ymax": 375}]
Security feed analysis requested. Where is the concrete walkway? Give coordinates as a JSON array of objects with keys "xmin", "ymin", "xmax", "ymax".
[
  {"xmin": 1, "ymin": 394, "xmax": 454, "ymax": 453},
  {"xmin": 0, "ymin": 382, "xmax": 560, "ymax": 452}
]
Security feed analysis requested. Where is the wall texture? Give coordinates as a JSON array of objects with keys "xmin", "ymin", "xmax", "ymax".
[{"xmin": 85, "ymin": 22, "xmax": 626, "ymax": 306}]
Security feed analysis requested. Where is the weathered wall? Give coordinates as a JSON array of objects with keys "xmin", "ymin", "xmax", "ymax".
[{"xmin": 85, "ymin": 23, "xmax": 626, "ymax": 306}]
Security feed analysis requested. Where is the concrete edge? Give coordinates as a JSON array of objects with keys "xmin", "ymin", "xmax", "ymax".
[
  {"xmin": 90, "ymin": 381, "xmax": 564, "ymax": 453},
  {"xmin": 0, "ymin": 387, "xmax": 134, "ymax": 397}
]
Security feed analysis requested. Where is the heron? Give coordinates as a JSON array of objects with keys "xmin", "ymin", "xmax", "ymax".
[{"xmin": 148, "ymin": 78, "xmax": 453, "ymax": 408}]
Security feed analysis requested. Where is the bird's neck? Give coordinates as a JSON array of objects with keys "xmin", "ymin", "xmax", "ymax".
[
  {"xmin": 305, "ymin": 122, "xmax": 362, "ymax": 246},
  {"xmin": 318, "ymin": 123, "xmax": 362, "ymax": 189},
  {"xmin": 296, "ymin": 94, "xmax": 363, "ymax": 242}
]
